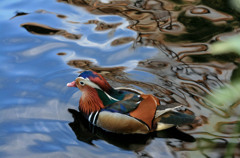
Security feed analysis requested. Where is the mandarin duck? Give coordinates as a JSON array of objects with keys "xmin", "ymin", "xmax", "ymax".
[
  {"xmin": 68, "ymin": 108, "xmax": 195, "ymax": 149},
  {"xmin": 67, "ymin": 70, "xmax": 196, "ymax": 134}
]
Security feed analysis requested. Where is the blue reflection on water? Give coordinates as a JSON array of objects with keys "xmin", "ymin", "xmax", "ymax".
[{"xmin": 99, "ymin": 15, "xmax": 124, "ymax": 22}]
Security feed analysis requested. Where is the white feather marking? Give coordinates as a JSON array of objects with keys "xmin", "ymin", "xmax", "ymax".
[
  {"xmin": 151, "ymin": 96, "xmax": 158, "ymax": 107},
  {"xmin": 115, "ymin": 87, "xmax": 143, "ymax": 94},
  {"xmin": 77, "ymin": 77, "xmax": 102, "ymax": 90},
  {"xmin": 104, "ymin": 91, "xmax": 119, "ymax": 101},
  {"xmin": 155, "ymin": 105, "xmax": 182, "ymax": 118},
  {"xmin": 136, "ymin": 101, "xmax": 141, "ymax": 104},
  {"xmin": 92, "ymin": 111, "xmax": 99, "ymax": 125},
  {"xmin": 156, "ymin": 123, "xmax": 174, "ymax": 131},
  {"xmin": 78, "ymin": 77, "xmax": 85, "ymax": 80},
  {"xmin": 88, "ymin": 112, "xmax": 93, "ymax": 122}
]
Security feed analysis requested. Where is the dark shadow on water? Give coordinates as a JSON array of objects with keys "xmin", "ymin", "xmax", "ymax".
[{"xmin": 68, "ymin": 108, "xmax": 195, "ymax": 152}]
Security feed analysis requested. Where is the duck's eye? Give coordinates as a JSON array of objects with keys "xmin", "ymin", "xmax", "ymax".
[{"xmin": 80, "ymin": 81, "xmax": 85, "ymax": 85}]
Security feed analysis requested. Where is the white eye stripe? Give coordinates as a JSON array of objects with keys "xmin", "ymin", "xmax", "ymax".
[
  {"xmin": 77, "ymin": 77, "xmax": 102, "ymax": 90},
  {"xmin": 78, "ymin": 77, "xmax": 90, "ymax": 80},
  {"xmin": 78, "ymin": 77, "xmax": 85, "ymax": 80}
]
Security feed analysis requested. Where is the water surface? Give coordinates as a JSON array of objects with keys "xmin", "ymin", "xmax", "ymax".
[{"xmin": 0, "ymin": 0, "xmax": 240, "ymax": 157}]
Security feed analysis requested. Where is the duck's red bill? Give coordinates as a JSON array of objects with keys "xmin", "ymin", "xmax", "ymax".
[{"xmin": 67, "ymin": 81, "xmax": 77, "ymax": 87}]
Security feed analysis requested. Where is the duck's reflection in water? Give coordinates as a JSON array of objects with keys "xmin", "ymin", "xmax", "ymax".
[{"xmin": 68, "ymin": 108, "xmax": 195, "ymax": 156}]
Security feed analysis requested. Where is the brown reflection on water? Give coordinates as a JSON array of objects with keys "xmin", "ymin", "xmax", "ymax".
[
  {"xmin": 171, "ymin": 44, "xmax": 208, "ymax": 61},
  {"xmin": 85, "ymin": 20, "xmax": 122, "ymax": 31},
  {"xmin": 111, "ymin": 37, "xmax": 135, "ymax": 46},
  {"xmin": 35, "ymin": 9, "xmax": 67, "ymax": 19},
  {"xmin": 58, "ymin": 0, "xmax": 172, "ymax": 34},
  {"xmin": 186, "ymin": 5, "xmax": 233, "ymax": 22},
  {"xmin": 12, "ymin": 9, "xmax": 68, "ymax": 21},
  {"xmin": 21, "ymin": 23, "xmax": 81, "ymax": 39},
  {"xmin": 68, "ymin": 60, "xmax": 125, "ymax": 75},
  {"xmin": 60, "ymin": 0, "xmax": 240, "ymax": 157},
  {"xmin": 216, "ymin": 121, "xmax": 240, "ymax": 135},
  {"xmin": 57, "ymin": 52, "xmax": 67, "ymax": 56}
]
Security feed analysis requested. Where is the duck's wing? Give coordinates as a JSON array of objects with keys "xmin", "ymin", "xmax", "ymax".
[
  {"xmin": 103, "ymin": 93, "xmax": 142, "ymax": 114},
  {"xmin": 105, "ymin": 86, "xmax": 158, "ymax": 113}
]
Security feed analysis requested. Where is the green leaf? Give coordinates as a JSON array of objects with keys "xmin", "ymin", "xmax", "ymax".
[
  {"xmin": 231, "ymin": 0, "xmax": 240, "ymax": 11},
  {"xmin": 210, "ymin": 35, "xmax": 240, "ymax": 55},
  {"xmin": 207, "ymin": 81, "xmax": 240, "ymax": 106}
]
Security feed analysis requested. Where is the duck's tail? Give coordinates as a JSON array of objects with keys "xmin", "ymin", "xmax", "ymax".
[{"xmin": 154, "ymin": 106, "xmax": 200, "ymax": 131}]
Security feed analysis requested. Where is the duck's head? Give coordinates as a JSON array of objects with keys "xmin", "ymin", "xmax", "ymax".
[
  {"xmin": 67, "ymin": 70, "xmax": 114, "ymax": 114},
  {"xmin": 67, "ymin": 70, "xmax": 113, "ymax": 93}
]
